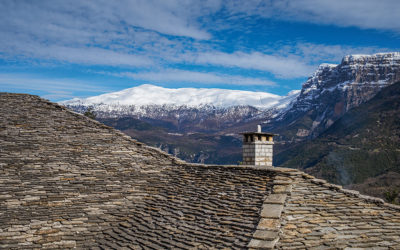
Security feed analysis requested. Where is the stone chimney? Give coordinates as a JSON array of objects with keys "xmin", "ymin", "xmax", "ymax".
[{"xmin": 241, "ymin": 125, "xmax": 275, "ymax": 166}]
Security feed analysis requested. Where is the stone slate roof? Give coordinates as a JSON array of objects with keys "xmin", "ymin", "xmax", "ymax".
[{"xmin": 1, "ymin": 93, "xmax": 400, "ymax": 249}]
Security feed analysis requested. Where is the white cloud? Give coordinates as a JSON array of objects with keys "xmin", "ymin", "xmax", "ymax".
[
  {"xmin": 112, "ymin": 0, "xmax": 214, "ymax": 39},
  {"xmin": 182, "ymin": 51, "xmax": 315, "ymax": 78},
  {"xmin": 0, "ymin": 0, "xmax": 214, "ymax": 67},
  {"xmin": 118, "ymin": 69, "xmax": 276, "ymax": 86},
  {"xmin": 276, "ymin": 43, "xmax": 399, "ymax": 66},
  {"xmin": 284, "ymin": 0, "xmax": 400, "ymax": 32},
  {"xmin": 0, "ymin": 0, "xmax": 213, "ymax": 41},
  {"xmin": 8, "ymin": 44, "xmax": 153, "ymax": 67},
  {"xmin": 0, "ymin": 74, "xmax": 113, "ymax": 100},
  {"xmin": 225, "ymin": 0, "xmax": 400, "ymax": 33},
  {"xmin": 294, "ymin": 43, "xmax": 397, "ymax": 63}
]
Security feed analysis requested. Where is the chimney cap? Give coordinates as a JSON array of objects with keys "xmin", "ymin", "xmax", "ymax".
[
  {"xmin": 240, "ymin": 124, "xmax": 278, "ymax": 136},
  {"xmin": 240, "ymin": 131, "xmax": 277, "ymax": 136}
]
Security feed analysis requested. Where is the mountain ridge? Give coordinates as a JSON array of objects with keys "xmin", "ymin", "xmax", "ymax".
[
  {"xmin": 267, "ymin": 52, "xmax": 400, "ymax": 145},
  {"xmin": 61, "ymin": 84, "xmax": 300, "ymax": 110}
]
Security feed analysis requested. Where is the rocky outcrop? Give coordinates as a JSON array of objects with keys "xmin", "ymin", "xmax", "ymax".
[{"xmin": 273, "ymin": 52, "xmax": 400, "ymax": 140}]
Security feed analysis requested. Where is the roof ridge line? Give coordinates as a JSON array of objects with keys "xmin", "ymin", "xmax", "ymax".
[
  {"xmin": 248, "ymin": 174, "xmax": 295, "ymax": 249},
  {"xmin": 300, "ymin": 173, "xmax": 400, "ymax": 211},
  {"xmin": 171, "ymin": 164, "xmax": 400, "ymax": 211},
  {"xmin": 196, "ymin": 164, "xmax": 400, "ymax": 211},
  {"xmin": 182, "ymin": 164, "xmax": 302, "ymax": 173},
  {"xmin": 29, "ymin": 93, "xmax": 187, "ymax": 165}
]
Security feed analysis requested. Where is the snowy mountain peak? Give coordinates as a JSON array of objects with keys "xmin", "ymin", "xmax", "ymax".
[
  {"xmin": 282, "ymin": 52, "xmax": 400, "ymax": 132},
  {"xmin": 301, "ymin": 52, "xmax": 400, "ymax": 97},
  {"xmin": 342, "ymin": 52, "xmax": 400, "ymax": 64},
  {"xmin": 318, "ymin": 63, "xmax": 338, "ymax": 69},
  {"xmin": 61, "ymin": 84, "xmax": 297, "ymax": 110}
]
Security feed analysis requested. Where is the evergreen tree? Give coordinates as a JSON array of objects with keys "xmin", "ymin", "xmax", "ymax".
[{"xmin": 84, "ymin": 107, "xmax": 96, "ymax": 120}]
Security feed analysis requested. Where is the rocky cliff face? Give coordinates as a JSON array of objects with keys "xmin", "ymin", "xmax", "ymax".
[{"xmin": 270, "ymin": 52, "xmax": 400, "ymax": 142}]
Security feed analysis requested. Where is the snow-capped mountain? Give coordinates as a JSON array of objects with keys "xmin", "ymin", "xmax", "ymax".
[
  {"xmin": 269, "ymin": 52, "xmax": 400, "ymax": 140},
  {"xmin": 62, "ymin": 84, "xmax": 298, "ymax": 110},
  {"xmin": 61, "ymin": 85, "xmax": 299, "ymax": 132},
  {"xmin": 293, "ymin": 52, "xmax": 400, "ymax": 113}
]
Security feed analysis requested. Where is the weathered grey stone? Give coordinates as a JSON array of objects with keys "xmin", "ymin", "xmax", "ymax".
[
  {"xmin": 275, "ymin": 177, "xmax": 400, "ymax": 249},
  {"xmin": 264, "ymin": 193, "xmax": 287, "ymax": 204},
  {"xmin": 256, "ymin": 218, "xmax": 280, "ymax": 231},
  {"xmin": 260, "ymin": 204, "xmax": 284, "ymax": 218},
  {"xmin": 273, "ymin": 184, "xmax": 292, "ymax": 194},
  {"xmin": 252, "ymin": 230, "xmax": 279, "ymax": 240},
  {"xmin": 248, "ymin": 237, "xmax": 279, "ymax": 249}
]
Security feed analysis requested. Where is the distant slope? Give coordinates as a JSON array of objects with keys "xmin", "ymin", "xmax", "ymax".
[
  {"xmin": 98, "ymin": 117, "xmax": 242, "ymax": 164},
  {"xmin": 276, "ymin": 81, "xmax": 400, "ymax": 198}
]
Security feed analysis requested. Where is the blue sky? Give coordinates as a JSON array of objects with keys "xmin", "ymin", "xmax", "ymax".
[{"xmin": 0, "ymin": 0, "xmax": 399, "ymax": 101}]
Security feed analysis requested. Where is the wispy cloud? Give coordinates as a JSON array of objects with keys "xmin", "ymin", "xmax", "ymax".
[
  {"xmin": 109, "ymin": 0, "xmax": 214, "ymax": 39},
  {"xmin": 0, "ymin": 0, "xmax": 215, "ymax": 68},
  {"xmin": 117, "ymin": 69, "xmax": 276, "ymax": 86},
  {"xmin": 181, "ymin": 51, "xmax": 315, "ymax": 78},
  {"xmin": 0, "ymin": 0, "xmax": 213, "ymax": 40},
  {"xmin": 285, "ymin": 0, "xmax": 400, "ymax": 33},
  {"xmin": 1, "ymin": 43, "xmax": 153, "ymax": 67},
  {"xmin": 225, "ymin": 0, "xmax": 400, "ymax": 33},
  {"xmin": 0, "ymin": 73, "xmax": 113, "ymax": 100},
  {"xmin": 291, "ymin": 43, "xmax": 398, "ymax": 63},
  {"xmin": 265, "ymin": 42, "xmax": 400, "ymax": 69}
]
